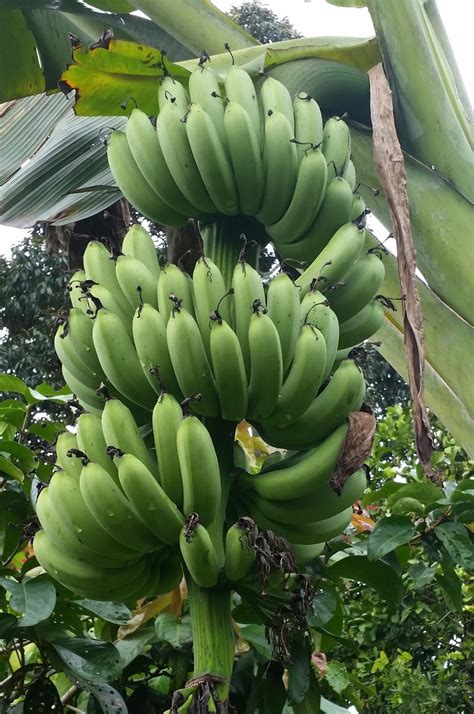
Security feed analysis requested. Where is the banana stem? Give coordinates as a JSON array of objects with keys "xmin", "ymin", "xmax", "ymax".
[
  {"xmin": 183, "ymin": 417, "xmax": 237, "ymax": 708},
  {"xmin": 186, "ymin": 578, "xmax": 234, "ymax": 706},
  {"xmin": 200, "ymin": 216, "xmax": 263, "ymax": 289}
]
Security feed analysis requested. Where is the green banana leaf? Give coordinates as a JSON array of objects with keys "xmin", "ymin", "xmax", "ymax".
[
  {"xmin": 0, "ymin": 94, "xmax": 126, "ymax": 226},
  {"xmin": 350, "ymin": 125, "xmax": 473, "ymax": 327},
  {"xmin": 366, "ymin": 0, "xmax": 474, "ymax": 202},
  {"xmin": 375, "ymin": 319, "xmax": 474, "ymax": 458},
  {"xmin": 368, "ymin": 238, "xmax": 474, "ymax": 457}
]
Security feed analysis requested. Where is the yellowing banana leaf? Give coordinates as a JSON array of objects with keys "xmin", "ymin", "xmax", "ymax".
[
  {"xmin": 375, "ymin": 319, "xmax": 474, "ymax": 458},
  {"xmin": 0, "ymin": 1, "xmax": 193, "ymax": 103},
  {"xmin": 60, "ymin": 38, "xmax": 190, "ymax": 117},
  {"xmin": 350, "ymin": 125, "xmax": 474, "ymax": 327}
]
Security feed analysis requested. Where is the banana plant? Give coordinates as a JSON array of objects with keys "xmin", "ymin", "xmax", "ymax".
[{"xmin": 1, "ymin": 0, "xmax": 472, "ymax": 457}]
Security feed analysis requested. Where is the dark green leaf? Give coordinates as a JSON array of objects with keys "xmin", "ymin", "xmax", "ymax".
[
  {"xmin": 0, "ymin": 575, "xmax": 56, "ymax": 626},
  {"xmin": 0, "ymin": 455, "xmax": 25, "ymax": 481},
  {"xmin": 0, "ymin": 9, "xmax": 44, "ymax": 102},
  {"xmin": 28, "ymin": 419, "xmax": 65, "ymax": 443},
  {"xmin": 0, "ymin": 612, "xmax": 17, "ymax": 636},
  {"xmin": 367, "ymin": 516, "xmax": 416, "ymax": 560},
  {"xmin": 287, "ymin": 637, "xmax": 311, "ymax": 704},
  {"xmin": 76, "ymin": 600, "xmax": 133, "ymax": 624},
  {"xmin": 87, "ymin": 684, "xmax": 127, "ymax": 714},
  {"xmin": 0, "ymin": 374, "xmax": 31, "ymax": 400},
  {"xmin": 257, "ymin": 660, "xmax": 286, "ymax": 713},
  {"xmin": 24, "ymin": 677, "xmax": 63, "ymax": 713},
  {"xmin": 325, "ymin": 661, "xmax": 350, "ymax": 695},
  {"xmin": 326, "ymin": 555, "xmax": 403, "ymax": 604},
  {"xmin": 311, "ymin": 591, "xmax": 339, "ymax": 626},
  {"xmin": 320, "ymin": 696, "xmax": 351, "ymax": 713},
  {"xmin": 435, "ymin": 571, "xmax": 462, "ymax": 612},
  {"xmin": 293, "ymin": 669, "xmax": 321, "ymax": 713},
  {"xmin": 52, "ymin": 638, "xmax": 123, "ymax": 684},
  {"xmin": 154, "ymin": 613, "xmax": 192, "ymax": 649},
  {"xmin": 238, "ymin": 623, "xmax": 272, "ymax": 659},
  {"xmin": 0, "ymin": 441, "xmax": 36, "ymax": 471},
  {"xmin": 409, "ymin": 562, "xmax": 438, "ymax": 589},
  {"xmin": 387, "ymin": 482, "xmax": 443, "ymax": 507},
  {"xmin": 435, "ymin": 521, "xmax": 474, "ymax": 571},
  {"xmin": 114, "ymin": 625, "xmax": 156, "ymax": 668}
]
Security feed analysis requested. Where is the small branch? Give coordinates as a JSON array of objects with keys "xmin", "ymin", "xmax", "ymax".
[{"xmin": 61, "ymin": 684, "xmax": 79, "ymax": 705}]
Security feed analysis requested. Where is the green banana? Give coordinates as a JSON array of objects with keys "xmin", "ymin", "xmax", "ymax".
[
  {"xmin": 177, "ymin": 415, "xmax": 221, "ymax": 527},
  {"xmin": 264, "ymin": 325, "xmax": 326, "ymax": 428},
  {"xmin": 223, "ymin": 101, "xmax": 264, "ymax": 216},
  {"xmin": 266, "ymin": 147, "xmax": 328, "ymax": 243},
  {"xmin": 326, "ymin": 253, "xmax": 386, "ymax": 323},
  {"xmin": 76, "ymin": 412, "xmax": 119, "ymax": 482},
  {"xmin": 192, "ymin": 256, "xmax": 231, "ymax": 356},
  {"xmin": 83, "ymin": 241, "xmax": 126, "ymax": 308},
  {"xmin": 61, "ymin": 366, "xmax": 103, "ymax": 414},
  {"xmin": 241, "ymin": 421, "xmax": 349, "ymax": 500},
  {"xmin": 188, "ymin": 64, "xmax": 227, "ymax": 153},
  {"xmin": 132, "ymin": 303, "xmax": 182, "ymax": 399},
  {"xmin": 117, "ymin": 453, "xmax": 184, "ymax": 545},
  {"xmin": 36, "ymin": 488, "xmax": 127, "ymax": 569},
  {"xmin": 300, "ymin": 289, "xmax": 339, "ymax": 380},
  {"xmin": 295, "ymin": 221, "xmax": 367, "ymax": 297},
  {"xmin": 87, "ymin": 283, "xmax": 134, "ymax": 338},
  {"xmin": 121, "ymin": 224, "xmax": 161, "ymax": 282},
  {"xmin": 290, "ymin": 542, "xmax": 325, "ymax": 565},
  {"xmin": 167, "ymin": 305, "xmax": 219, "ymax": 417},
  {"xmin": 54, "ymin": 322, "xmax": 101, "ymax": 392},
  {"xmin": 266, "ymin": 272, "xmax": 300, "ymax": 374},
  {"xmin": 256, "ymin": 359, "xmax": 365, "ymax": 451},
  {"xmin": 224, "ymin": 519, "xmax": 256, "ymax": 582},
  {"xmin": 47, "ymin": 469, "xmax": 141, "ymax": 560},
  {"xmin": 126, "ymin": 108, "xmax": 197, "ymax": 217},
  {"xmin": 33, "ymin": 529, "xmax": 149, "ymax": 597},
  {"xmin": 255, "ymin": 111, "xmax": 298, "ymax": 225},
  {"xmin": 115, "ymin": 254, "xmax": 158, "ymax": 311},
  {"xmin": 231, "ymin": 260, "xmax": 266, "ymax": 375},
  {"xmin": 259, "ymin": 76, "xmax": 294, "ymax": 132},
  {"xmin": 224, "ymin": 64, "xmax": 262, "ymax": 147},
  {"xmin": 209, "ymin": 316, "xmax": 249, "ymax": 422},
  {"xmin": 158, "ymin": 76, "xmax": 190, "ymax": 115},
  {"xmin": 322, "ymin": 116, "xmax": 351, "ymax": 180},
  {"xmin": 350, "ymin": 193, "xmax": 367, "ymax": 223},
  {"xmin": 343, "ymin": 159, "xmax": 357, "ymax": 191},
  {"xmin": 186, "ymin": 103, "xmax": 239, "ymax": 215},
  {"xmin": 55, "ymin": 431, "xmax": 83, "ymax": 479},
  {"xmin": 280, "ymin": 177, "xmax": 353, "ymax": 264},
  {"xmin": 179, "ymin": 521, "xmax": 221, "ymax": 588},
  {"xmin": 156, "ymin": 102, "xmax": 216, "ymax": 214},
  {"xmin": 338, "ymin": 300, "xmax": 385, "ymax": 349},
  {"xmin": 80, "ymin": 461, "xmax": 161, "ymax": 552},
  {"xmin": 152, "ymin": 392, "xmax": 184, "ymax": 507},
  {"xmin": 101, "ymin": 398, "xmax": 159, "ymax": 479},
  {"xmin": 293, "ymin": 92, "xmax": 323, "ymax": 164},
  {"xmin": 107, "ymin": 130, "xmax": 187, "ymax": 225},
  {"xmin": 65, "ymin": 308, "xmax": 105, "ymax": 376},
  {"xmin": 92, "ymin": 309, "xmax": 156, "ymax": 410},
  {"xmin": 248, "ymin": 468, "xmax": 367, "ymax": 525},
  {"xmin": 247, "ymin": 307, "xmax": 283, "ymax": 421},
  {"xmin": 67, "ymin": 270, "xmax": 88, "ymax": 313},
  {"xmin": 157, "ymin": 263, "xmax": 195, "ymax": 323},
  {"xmin": 154, "ymin": 550, "xmax": 183, "ymax": 595},
  {"xmin": 247, "ymin": 504, "xmax": 353, "ymax": 545}
]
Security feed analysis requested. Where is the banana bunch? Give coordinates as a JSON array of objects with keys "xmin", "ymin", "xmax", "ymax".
[
  {"xmin": 34, "ymin": 392, "xmax": 228, "ymax": 598},
  {"xmin": 107, "ymin": 64, "xmax": 367, "ymax": 265},
  {"xmin": 59, "ymin": 224, "xmax": 384, "ymax": 425}
]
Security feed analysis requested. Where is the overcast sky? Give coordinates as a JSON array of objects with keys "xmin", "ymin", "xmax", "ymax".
[{"xmin": 1, "ymin": 0, "xmax": 472, "ymax": 256}]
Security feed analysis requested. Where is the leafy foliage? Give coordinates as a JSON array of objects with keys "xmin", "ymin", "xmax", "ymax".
[{"xmin": 227, "ymin": 1, "xmax": 303, "ymax": 44}]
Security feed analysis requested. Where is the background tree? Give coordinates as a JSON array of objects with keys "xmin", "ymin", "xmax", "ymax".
[{"xmin": 228, "ymin": 1, "xmax": 302, "ymax": 43}]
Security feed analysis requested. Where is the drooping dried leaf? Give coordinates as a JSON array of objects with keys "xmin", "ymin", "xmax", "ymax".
[
  {"xmin": 330, "ymin": 410, "xmax": 376, "ymax": 492},
  {"xmin": 368, "ymin": 63, "xmax": 434, "ymax": 478}
]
